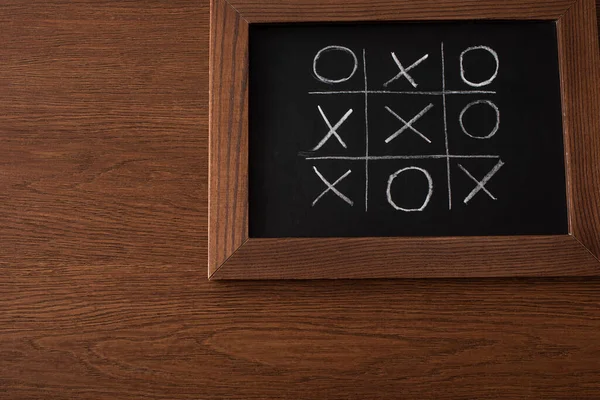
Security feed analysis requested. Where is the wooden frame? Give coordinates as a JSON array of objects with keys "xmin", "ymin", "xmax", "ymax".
[{"xmin": 208, "ymin": 0, "xmax": 600, "ymax": 279}]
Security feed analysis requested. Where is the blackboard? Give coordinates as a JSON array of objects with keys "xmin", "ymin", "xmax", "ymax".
[{"xmin": 248, "ymin": 21, "xmax": 568, "ymax": 238}]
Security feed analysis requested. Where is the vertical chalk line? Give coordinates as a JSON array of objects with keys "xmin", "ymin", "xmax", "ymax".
[
  {"xmin": 363, "ymin": 48, "xmax": 369, "ymax": 212},
  {"xmin": 441, "ymin": 42, "xmax": 452, "ymax": 210}
]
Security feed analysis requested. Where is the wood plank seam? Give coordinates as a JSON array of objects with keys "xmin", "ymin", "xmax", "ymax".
[
  {"xmin": 571, "ymin": 234, "xmax": 600, "ymax": 264},
  {"xmin": 209, "ymin": 238, "xmax": 248, "ymax": 279},
  {"xmin": 223, "ymin": 0, "xmax": 249, "ymax": 23}
]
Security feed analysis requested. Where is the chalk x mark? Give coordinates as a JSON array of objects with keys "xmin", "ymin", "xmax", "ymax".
[
  {"xmin": 458, "ymin": 160, "xmax": 505, "ymax": 204},
  {"xmin": 312, "ymin": 106, "xmax": 353, "ymax": 151},
  {"xmin": 384, "ymin": 53, "xmax": 429, "ymax": 88},
  {"xmin": 312, "ymin": 167, "xmax": 354, "ymax": 207},
  {"xmin": 385, "ymin": 104, "xmax": 434, "ymax": 144}
]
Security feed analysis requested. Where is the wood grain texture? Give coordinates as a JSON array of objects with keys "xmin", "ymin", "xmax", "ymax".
[
  {"xmin": 229, "ymin": 0, "xmax": 575, "ymax": 23},
  {"xmin": 213, "ymin": 236, "xmax": 600, "ymax": 279},
  {"xmin": 209, "ymin": 0, "xmax": 249, "ymax": 276},
  {"xmin": 1, "ymin": 1, "xmax": 600, "ymax": 399},
  {"xmin": 0, "ymin": 0, "xmax": 203, "ymax": 269},
  {"xmin": 557, "ymin": 0, "xmax": 600, "ymax": 259}
]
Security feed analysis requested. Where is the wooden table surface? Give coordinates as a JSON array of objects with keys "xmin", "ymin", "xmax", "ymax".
[{"xmin": 1, "ymin": 1, "xmax": 599, "ymax": 399}]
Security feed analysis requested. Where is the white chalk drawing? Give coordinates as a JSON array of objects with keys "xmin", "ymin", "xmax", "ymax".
[
  {"xmin": 313, "ymin": 45, "xmax": 358, "ymax": 84},
  {"xmin": 384, "ymin": 104, "xmax": 434, "ymax": 144},
  {"xmin": 308, "ymin": 90, "xmax": 496, "ymax": 95},
  {"xmin": 386, "ymin": 167, "xmax": 434, "ymax": 212},
  {"xmin": 458, "ymin": 160, "xmax": 505, "ymax": 203},
  {"xmin": 303, "ymin": 154, "xmax": 500, "ymax": 161},
  {"xmin": 312, "ymin": 166, "xmax": 354, "ymax": 206},
  {"xmin": 459, "ymin": 100, "xmax": 500, "ymax": 139},
  {"xmin": 312, "ymin": 106, "xmax": 353, "ymax": 151},
  {"xmin": 362, "ymin": 49, "xmax": 370, "ymax": 211},
  {"xmin": 303, "ymin": 43, "xmax": 503, "ymax": 212},
  {"xmin": 460, "ymin": 46, "xmax": 499, "ymax": 87},
  {"xmin": 384, "ymin": 53, "xmax": 429, "ymax": 88},
  {"xmin": 441, "ymin": 42, "xmax": 452, "ymax": 209}
]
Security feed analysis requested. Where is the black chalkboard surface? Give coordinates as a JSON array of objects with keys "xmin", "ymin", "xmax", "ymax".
[{"xmin": 248, "ymin": 21, "xmax": 567, "ymax": 238}]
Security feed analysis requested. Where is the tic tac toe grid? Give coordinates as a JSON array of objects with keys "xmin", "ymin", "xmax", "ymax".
[{"xmin": 300, "ymin": 43, "xmax": 504, "ymax": 212}]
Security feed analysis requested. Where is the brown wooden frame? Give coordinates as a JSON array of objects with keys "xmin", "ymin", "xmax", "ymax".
[{"xmin": 209, "ymin": 0, "xmax": 600, "ymax": 279}]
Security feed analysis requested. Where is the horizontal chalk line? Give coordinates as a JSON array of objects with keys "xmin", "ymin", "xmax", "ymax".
[
  {"xmin": 300, "ymin": 154, "xmax": 500, "ymax": 161},
  {"xmin": 308, "ymin": 90, "xmax": 496, "ymax": 95}
]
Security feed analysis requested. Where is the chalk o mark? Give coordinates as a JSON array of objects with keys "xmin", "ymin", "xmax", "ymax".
[
  {"xmin": 460, "ymin": 45, "xmax": 499, "ymax": 87},
  {"xmin": 313, "ymin": 45, "xmax": 358, "ymax": 84},
  {"xmin": 312, "ymin": 166, "xmax": 354, "ymax": 207},
  {"xmin": 459, "ymin": 100, "xmax": 500, "ymax": 139},
  {"xmin": 386, "ymin": 166, "xmax": 433, "ymax": 212}
]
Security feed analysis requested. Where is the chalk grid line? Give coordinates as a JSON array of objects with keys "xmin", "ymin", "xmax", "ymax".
[
  {"xmin": 304, "ymin": 44, "xmax": 497, "ymax": 211},
  {"xmin": 302, "ymin": 155, "xmax": 500, "ymax": 161},
  {"xmin": 363, "ymin": 49, "xmax": 369, "ymax": 211},
  {"xmin": 441, "ymin": 42, "xmax": 452, "ymax": 209},
  {"xmin": 308, "ymin": 90, "xmax": 496, "ymax": 95}
]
